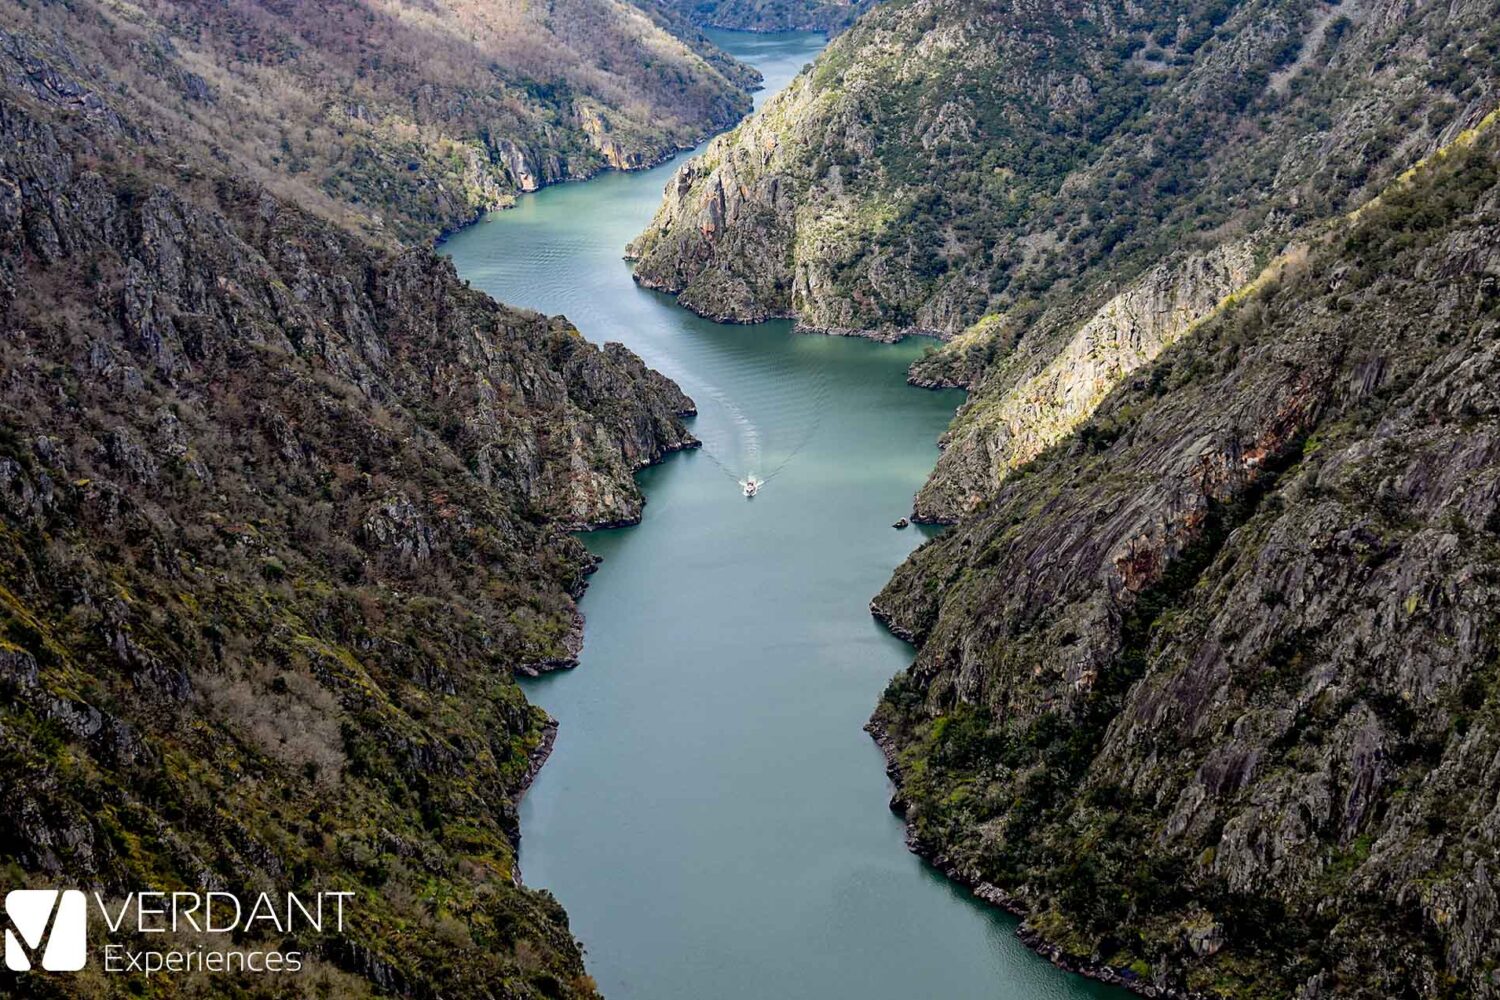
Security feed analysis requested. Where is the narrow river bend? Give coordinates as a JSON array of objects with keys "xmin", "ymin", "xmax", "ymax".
[{"xmin": 442, "ymin": 30, "xmax": 1124, "ymax": 1000}]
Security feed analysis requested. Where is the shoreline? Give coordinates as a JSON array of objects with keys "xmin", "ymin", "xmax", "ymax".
[
  {"xmin": 627, "ymin": 270, "xmax": 955, "ymax": 345},
  {"xmin": 516, "ymin": 719, "xmax": 560, "ymax": 805},
  {"xmin": 433, "ymin": 130, "xmax": 727, "ymax": 244},
  {"xmin": 508, "ymin": 718, "xmax": 560, "ymax": 886},
  {"xmin": 864, "ymin": 714, "xmax": 1208, "ymax": 1000}
]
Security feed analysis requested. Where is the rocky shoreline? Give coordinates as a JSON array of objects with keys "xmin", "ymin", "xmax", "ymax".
[
  {"xmin": 626, "ymin": 268, "xmax": 800, "ymax": 326},
  {"xmin": 507, "ymin": 718, "xmax": 561, "ymax": 886},
  {"xmin": 625, "ymin": 269, "xmax": 956, "ymax": 346},
  {"xmin": 554, "ymin": 431, "xmax": 703, "ymax": 533},
  {"xmin": 516, "ymin": 719, "xmax": 561, "ymax": 804},
  {"xmin": 435, "ymin": 130, "xmax": 742, "ymax": 243},
  {"xmin": 516, "ymin": 614, "xmax": 588, "ymax": 677},
  {"xmin": 867, "ymin": 598, "xmax": 918, "ymax": 644},
  {"xmin": 906, "ymin": 370, "xmax": 969, "ymax": 390},
  {"xmin": 864, "ymin": 715, "xmax": 1208, "ymax": 1000},
  {"xmin": 797, "ymin": 323, "xmax": 946, "ymax": 344}
]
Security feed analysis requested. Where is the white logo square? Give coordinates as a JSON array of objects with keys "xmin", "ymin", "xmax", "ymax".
[{"xmin": 5, "ymin": 889, "xmax": 87, "ymax": 972}]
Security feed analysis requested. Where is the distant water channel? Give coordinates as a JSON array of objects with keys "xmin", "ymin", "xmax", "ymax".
[{"xmin": 441, "ymin": 29, "xmax": 1124, "ymax": 1000}]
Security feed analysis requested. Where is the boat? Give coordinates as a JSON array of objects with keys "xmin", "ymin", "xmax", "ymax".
[{"xmin": 742, "ymin": 477, "xmax": 760, "ymax": 498}]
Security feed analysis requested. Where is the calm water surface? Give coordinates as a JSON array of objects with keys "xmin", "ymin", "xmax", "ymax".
[{"xmin": 442, "ymin": 30, "xmax": 1123, "ymax": 1000}]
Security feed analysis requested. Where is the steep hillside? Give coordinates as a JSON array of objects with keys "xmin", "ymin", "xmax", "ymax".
[
  {"xmin": 0, "ymin": 0, "xmax": 757, "ymax": 245},
  {"xmin": 632, "ymin": 0, "xmax": 1496, "ymax": 330},
  {"xmin": 0, "ymin": 18, "xmax": 695, "ymax": 1000},
  {"xmin": 647, "ymin": 0, "xmax": 873, "ymax": 32},
  {"xmin": 630, "ymin": 0, "xmax": 1500, "ymax": 515},
  {"xmin": 870, "ymin": 121, "xmax": 1500, "ymax": 998}
]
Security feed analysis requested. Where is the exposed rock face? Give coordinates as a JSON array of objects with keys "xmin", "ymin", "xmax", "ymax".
[
  {"xmin": 871, "ymin": 124, "xmax": 1500, "ymax": 999},
  {"xmin": 913, "ymin": 241, "xmax": 1258, "ymax": 519},
  {"xmin": 0, "ymin": 0, "xmax": 757, "ymax": 246},
  {"xmin": 0, "ymin": 20, "xmax": 695, "ymax": 1000},
  {"xmin": 579, "ymin": 105, "xmax": 655, "ymax": 172},
  {"xmin": 632, "ymin": 0, "xmax": 1500, "ymax": 517},
  {"xmin": 629, "ymin": 143, "xmax": 803, "ymax": 323}
]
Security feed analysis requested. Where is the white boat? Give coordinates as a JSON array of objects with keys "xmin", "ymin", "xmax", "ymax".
[{"xmin": 742, "ymin": 477, "xmax": 760, "ymax": 498}]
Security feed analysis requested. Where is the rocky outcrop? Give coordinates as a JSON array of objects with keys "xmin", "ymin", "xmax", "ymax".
[
  {"xmin": 914, "ymin": 242, "xmax": 1259, "ymax": 519},
  {"xmin": 0, "ymin": 23, "xmax": 697, "ymax": 1000},
  {"xmin": 870, "ymin": 122, "xmax": 1500, "ymax": 999},
  {"xmin": 628, "ymin": 136, "xmax": 805, "ymax": 323}
]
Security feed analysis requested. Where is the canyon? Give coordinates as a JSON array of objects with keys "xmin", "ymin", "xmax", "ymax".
[{"xmin": 630, "ymin": 0, "xmax": 1500, "ymax": 995}]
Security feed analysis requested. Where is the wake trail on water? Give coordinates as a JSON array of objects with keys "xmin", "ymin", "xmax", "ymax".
[
  {"xmin": 673, "ymin": 373, "xmax": 759, "ymax": 485},
  {"xmin": 681, "ymin": 348, "xmax": 832, "ymax": 491}
]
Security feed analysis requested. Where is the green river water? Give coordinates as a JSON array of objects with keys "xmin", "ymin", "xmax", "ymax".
[{"xmin": 441, "ymin": 29, "xmax": 1124, "ymax": 1000}]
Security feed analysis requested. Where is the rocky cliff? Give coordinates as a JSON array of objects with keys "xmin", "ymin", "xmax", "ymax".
[
  {"xmin": 911, "ymin": 241, "xmax": 1258, "ymax": 517},
  {"xmin": 0, "ymin": 17, "xmax": 695, "ymax": 1000},
  {"xmin": 631, "ymin": 0, "xmax": 1500, "ymax": 514},
  {"xmin": 871, "ymin": 119, "xmax": 1500, "ymax": 999},
  {"xmin": 633, "ymin": 0, "xmax": 1496, "ymax": 333},
  {"xmin": 0, "ymin": 0, "xmax": 757, "ymax": 247}
]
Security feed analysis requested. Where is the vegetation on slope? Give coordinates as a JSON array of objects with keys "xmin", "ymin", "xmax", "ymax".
[
  {"xmin": 631, "ymin": 0, "xmax": 1500, "ymax": 515},
  {"xmin": 871, "ymin": 121, "xmax": 1500, "ymax": 998},
  {"xmin": 636, "ymin": 0, "xmax": 1496, "ymax": 329},
  {"xmin": 0, "ymin": 15, "xmax": 696, "ymax": 999},
  {"xmin": 629, "ymin": 0, "xmax": 1500, "ymax": 990},
  {"xmin": 646, "ymin": 0, "xmax": 874, "ymax": 33},
  {"xmin": 0, "ymin": 0, "xmax": 757, "ymax": 246}
]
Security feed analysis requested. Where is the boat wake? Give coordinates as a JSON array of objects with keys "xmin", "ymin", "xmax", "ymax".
[{"xmin": 687, "ymin": 345, "xmax": 831, "ymax": 496}]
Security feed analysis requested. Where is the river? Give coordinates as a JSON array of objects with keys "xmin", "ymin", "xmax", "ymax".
[{"xmin": 440, "ymin": 29, "xmax": 1124, "ymax": 1000}]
